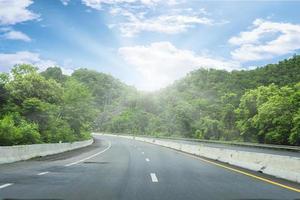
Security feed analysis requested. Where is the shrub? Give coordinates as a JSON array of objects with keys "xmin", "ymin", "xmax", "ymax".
[{"xmin": 0, "ymin": 114, "xmax": 41, "ymax": 146}]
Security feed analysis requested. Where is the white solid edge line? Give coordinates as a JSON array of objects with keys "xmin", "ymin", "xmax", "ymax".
[
  {"xmin": 145, "ymin": 158, "xmax": 150, "ymax": 162},
  {"xmin": 65, "ymin": 140, "xmax": 112, "ymax": 167},
  {"xmin": 37, "ymin": 171, "xmax": 49, "ymax": 176},
  {"xmin": 0, "ymin": 183, "xmax": 13, "ymax": 189},
  {"xmin": 150, "ymin": 173, "xmax": 158, "ymax": 182}
]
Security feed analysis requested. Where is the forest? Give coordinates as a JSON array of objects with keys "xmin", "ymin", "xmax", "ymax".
[{"xmin": 1, "ymin": 55, "xmax": 300, "ymax": 146}]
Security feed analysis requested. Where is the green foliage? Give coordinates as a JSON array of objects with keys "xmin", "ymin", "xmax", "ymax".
[
  {"xmin": 235, "ymin": 84, "xmax": 299, "ymax": 144},
  {"xmin": 17, "ymin": 118, "xmax": 41, "ymax": 145},
  {"xmin": 62, "ymin": 78, "xmax": 95, "ymax": 137},
  {"xmin": 0, "ymin": 73, "xmax": 10, "ymax": 115},
  {"xmin": 0, "ymin": 114, "xmax": 21, "ymax": 145},
  {"xmin": 290, "ymin": 110, "xmax": 300, "ymax": 145},
  {"xmin": 196, "ymin": 117, "xmax": 223, "ymax": 140},
  {"xmin": 72, "ymin": 68, "xmax": 129, "ymax": 108},
  {"xmin": 235, "ymin": 84, "xmax": 280, "ymax": 142},
  {"xmin": 11, "ymin": 64, "xmax": 38, "ymax": 77},
  {"xmin": 40, "ymin": 67, "xmax": 67, "ymax": 83},
  {"xmin": 107, "ymin": 109, "xmax": 150, "ymax": 135},
  {"xmin": 252, "ymin": 86, "xmax": 294, "ymax": 144},
  {"xmin": 42, "ymin": 117, "xmax": 75, "ymax": 143},
  {"xmin": 98, "ymin": 55, "xmax": 300, "ymax": 146},
  {"xmin": 0, "ymin": 65, "xmax": 97, "ymax": 145},
  {"xmin": 2, "ymin": 55, "xmax": 300, "ymax": 146},
  {"xmin": 6, "ymin": 65, "xmax": 62, "ymax": 105},
  {"xmin": 0, "ymin": 113, "xmax": 40, "ymax": 145},
  {"xmin": 0, "ymin": 73, "xmax": 9, "ymax": 85}
]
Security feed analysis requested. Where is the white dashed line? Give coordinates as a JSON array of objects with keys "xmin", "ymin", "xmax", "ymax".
[
  {"xmin": 37, "ymin": 171, "xmax": 49, "ymax": 176},
  {"xmin": 145, "ymin": 158, "xmax": 150, "ymax": 162},
  {"xmin": 0, "ymin": 183, "xmax": 13, "ymax": 189},
  {"xmin": 150, "ymin": 173, "xmax": 158, "ymax": 182},
  {"xmin": 65, "ymin": 141, "xmax": 111, "ymax": 167}
]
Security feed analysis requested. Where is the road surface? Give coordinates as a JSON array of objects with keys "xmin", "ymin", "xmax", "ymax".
[{"xmin": 0, "ymin": 135, "xmax": 299, "ymax": 200}]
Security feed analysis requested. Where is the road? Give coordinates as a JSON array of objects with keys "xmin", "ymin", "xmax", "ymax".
[{"xmin": 0, "ymin": 135, "xmax": 299, "ymax": 200}]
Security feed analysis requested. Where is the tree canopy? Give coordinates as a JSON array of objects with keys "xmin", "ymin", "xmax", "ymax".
[
  {"xmin": 1, "ymin": 55, "xmax": 300, "ymax": 146},
  {"xmin": 97, "ymin": 55, "xmax": 300, "ymax": 146}
]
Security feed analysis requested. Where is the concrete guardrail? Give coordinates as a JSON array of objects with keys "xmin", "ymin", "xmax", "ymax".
[
  {"xmin": 102, "ymin": 134, "xmax": 300, "ymax": 183},
  {"xmin": 0, "ymin": 139, "xmax": 93, "ymax": 164}
]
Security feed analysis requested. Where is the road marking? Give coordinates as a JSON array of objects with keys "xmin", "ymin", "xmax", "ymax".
[
  {"xmin": 65, "ymin": 141, "xmax": 111, "ymax": 167},
  {"xmin": 150, "ymin": 173, "xmax": 158, "ymax": 182},
  {"xmin": 141, "ymin": 152, "xmax": 144, "ymax": 154},
  {"xmin": 177, "ymin": 151, "xmax": 300, "ymax": 193},
  {"xmin": 145, "ymin": 158, "xmax": 150, "ymax": 162},
  {"xmin": 0, "ymin": 183, "xmax": 13, "ymax": 189},
  {"xmin": 37, "ymin": 171, "xmax": 49, "ymax": 176}
]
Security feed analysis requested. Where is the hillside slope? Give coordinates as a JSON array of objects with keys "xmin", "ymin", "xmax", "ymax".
[{"xmin": 98, "ymin": 55, "xmax": 300, "ymax": 145}]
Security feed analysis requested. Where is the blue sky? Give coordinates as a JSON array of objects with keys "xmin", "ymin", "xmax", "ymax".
[{"xmin": 1, "ymin": 0, "xmax": 300, "ymax": 90}]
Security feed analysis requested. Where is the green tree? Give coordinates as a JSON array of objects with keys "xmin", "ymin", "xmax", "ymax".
[
  {"xmin": 290, "ymin": 110, "xmax": 300, "ymax": 145},
  {"xmin": 41, "ymin": 67, "xmax": 67, "ymax": 83},
  {"xmin": 0, "ymin": 113, "xmax": 40, "ymax": 145},
  {"xmin": 6, "ymin": 65, "xmax": 62, "ymax": 105},
  {"xmin": 196, "ymin": 117, "xmax": 223, "ymax": 140},
  {"xmin": 0, "ymin": 73, "xmax": 10, "ymax": 115},
  {"xmin": 62, "ymin": 78, "xmax": 95, "ymax": 138},
  {"xmin": 235, "ymin": 84, "xmax": 280, "ymax": 142},
  {"xmin": 253, "ymin": 86, "xmax": 294, "ymax": 144}
]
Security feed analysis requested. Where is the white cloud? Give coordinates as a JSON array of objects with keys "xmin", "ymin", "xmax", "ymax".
[
  {"xmin": 60, "ymin": 0, "xmax": 70, "ymax": 6},
  {"xmin": 109, "ymin": 6, "xmax": 213, "ymax": 37},
  {"xmin": 83, "ymin": 0, "xmax": 216, "ymax": 37},
  {"xmin": 1, "ymin": 29, "xmax": 31, "ymax": 42},
  {"xmin": 0, "ymin": 51, "xmax": 73, "ymax": 75},
  {"xmin": 82, "ymin": 0, "xmax": 135, "ymax": 10},
  {"xmin": 61, "ymin": 68, "xmax": 74, "ymax": 75},
  {"xmin": 61, "ymin": 58, "xmax": 75, "ymax": 75},
  {"xmin": 0, "ymin": 51, "xmax": 56, "ymax": 72},
  {"xmin": 229, "ymin": 19, "xmax": 300, "ymax": 62},
  {"xmin": 119, "ymin": 41, "xmax": 239, "ymax": 91},
  {"xmin": 81, "ymin": 0, "xmax": 176, "ymax": 10},
  {"xmin": 115, "ymin": 12, "xmax": 212, "ymax": 37},
  {"xmin": 0, "ymin": 0, "xmax": 39, "ymax": 25}
]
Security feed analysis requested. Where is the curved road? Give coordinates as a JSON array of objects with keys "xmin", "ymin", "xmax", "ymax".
[{"xmin": 0, "ymin": 135, "xmax": 299, "ymax": 200}]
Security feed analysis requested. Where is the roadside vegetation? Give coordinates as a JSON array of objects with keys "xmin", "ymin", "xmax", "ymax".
[
  {"xmin": 98, "ymin": 55, "xmax": 300, "ymax": 146},
  {"xmin": 1, "ymin": 55, "xmax": 300, "ymax": 146},
  {"xmin": 0, "ymin": 65, "xmax": 95, "ymax": 145}
]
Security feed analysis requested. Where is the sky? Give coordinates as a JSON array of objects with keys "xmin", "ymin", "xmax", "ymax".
[{"xmin": 0, "ymin": 0, "xmax": 300, "ymax": 91}]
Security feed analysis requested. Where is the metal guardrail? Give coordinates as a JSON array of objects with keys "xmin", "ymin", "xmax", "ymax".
[
  {"xmin": 110, "ymin": 133, "xmax": 300, "ymax": 152},
  {"xmin": 157, "ymin": 136, "xmax": 300, "ymax": 152}
]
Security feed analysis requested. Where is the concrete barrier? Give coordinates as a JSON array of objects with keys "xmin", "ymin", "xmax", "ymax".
[
  {"xmin": 0, "ymin": 139, "xmax": 93, "ymax": 164},
  {"xmin": 101, "ymin": 134, "xmax": 300, "ymax": 183}
]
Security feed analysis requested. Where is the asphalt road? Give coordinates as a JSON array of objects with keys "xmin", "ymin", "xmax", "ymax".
[{"xmin": 0, "ymin": 135, "xmax": 299, "ymax": 200}]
